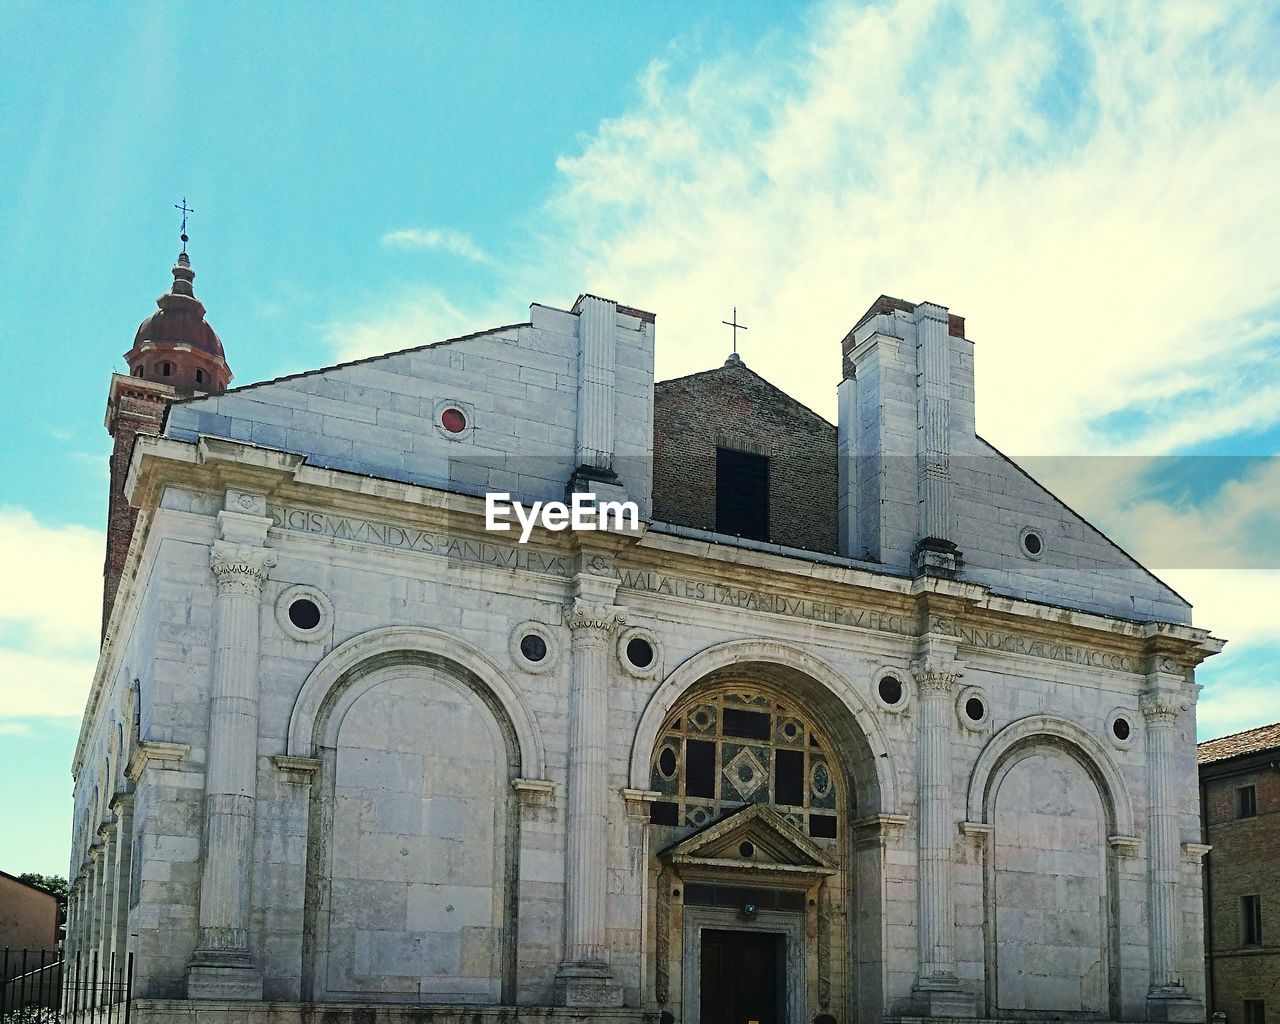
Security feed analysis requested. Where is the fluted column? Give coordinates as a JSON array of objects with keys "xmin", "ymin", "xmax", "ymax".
[
  {"xmin": 912, "ymin": 653, "xmax": 975, "ymax": 1017},
  {"xmin": 1140, "ymin": 684, "xmax": 1201, "ymax": 1020},
  {"xmin": 187, "ymin": 510, "xmax": 274, "ymax": 1001},
  {"xmin": 556, "ymin": 593, "xmax": 626, "ymax": 1007}
]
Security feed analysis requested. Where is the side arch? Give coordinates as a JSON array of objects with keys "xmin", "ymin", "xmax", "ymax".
[
  {"xmin": 966, "ymin": 713, "xmax": 1134, "ymax": 835},
  {"xmin": 628, "ymin": 638, "xmax": 900, "ymax": 815},
  {"xmin": 286, "ymin": 625, "xmax": 545, "ymax": 780}
]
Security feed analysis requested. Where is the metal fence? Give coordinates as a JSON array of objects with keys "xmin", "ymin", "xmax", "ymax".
[{"xmin": 1, "ymin": 949, "xmax": 133, "ymax": 1023}]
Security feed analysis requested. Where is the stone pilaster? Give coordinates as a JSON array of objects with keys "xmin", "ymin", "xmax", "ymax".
[
  {"xmin": 911, "ymin": 650, "xmax": 975, "ymax": 1017},
  {"xmin": 187, "ymin": 505, "xmax": 274, "ymax": 1000},
  {"xmin": 556, "ymin": 586, "xmax": 626, "ymax": 1007},
  {"xmin": 97, "ymin": 820, "xmax": 118, "ymax": 985},
  {"xmin": 87, "ymin": 844, "xmax": 102, "ymax": 988},
  {"xmin": 109, "ymin": 793, "xmax": 134, "ymax": 974},
  {"xmin": 1141, "ymin": 681, "xmax": 1202, "ymax": 1022},
  {"xmin": 573, "ymin": 294, "xmax": 617, "ymax": 475},
  {"xmin": 913, "ymin": 302, "xmax": 959, "ymax": 576}
]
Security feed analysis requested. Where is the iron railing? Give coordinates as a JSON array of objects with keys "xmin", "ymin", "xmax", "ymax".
[{"xmin": 1, "ymin": 949, "xmax": 133, "ymax": 1023}]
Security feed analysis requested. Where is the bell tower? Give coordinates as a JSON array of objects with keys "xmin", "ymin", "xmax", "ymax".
[{"xmin": 102, "ymin": 237, "xmax": 231, "ymax": 635}]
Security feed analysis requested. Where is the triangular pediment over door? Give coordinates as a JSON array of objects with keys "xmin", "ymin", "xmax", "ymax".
[{"xmin": 659, "ymin": 803, "xmax": 837, "ymax": 886}]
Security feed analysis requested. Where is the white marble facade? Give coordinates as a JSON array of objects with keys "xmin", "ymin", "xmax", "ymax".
[{"xmin": 68, "ymin": 294, "xmax": 1219, "ymax": 1023}]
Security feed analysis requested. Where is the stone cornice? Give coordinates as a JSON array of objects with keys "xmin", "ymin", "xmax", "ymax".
[
  {"xmin": 126, "ymin": 740, "xmax": 191, "ymax": 781},
  {"xmin": 272, "ymin": 755, "xmax": 322, "ymax": 783},
  {"xmin": 1108, "ymin": 835, "xmax": 1143, "ymax": 857}
]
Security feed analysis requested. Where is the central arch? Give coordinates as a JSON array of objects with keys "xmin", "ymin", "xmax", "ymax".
[
  {"xmin": 629, "ymin": 639, "xmax": 899, "ymax": 814},
  {"xmin": 633, "ymin": 639, "xmax": 894, "ymax": 1024}
]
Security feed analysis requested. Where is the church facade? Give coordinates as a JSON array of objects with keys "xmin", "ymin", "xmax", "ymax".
[{"xmin": 67, "ymin": 255, "xmax": 1220, "ymax": 1024}]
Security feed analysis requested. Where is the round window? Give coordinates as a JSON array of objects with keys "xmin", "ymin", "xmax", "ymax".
[
  {"xmin": 519, "ymin": 633, "xmax": 547, "ymax": 663},
  {"xmin": 440, "ymin": 407, "xmax": 468, "ymax": 434},
  {"xmin": 965, "ymin": 696, "xmax": 986, "ymax": 722},
  {"xmin": 657, "ymin": 747, "xmax": 678, "ymax": 778},
  {"xmin": 878, "ymin": 675, "xmax": 904, "ymax": 706},
  {"xmin": 1112, "ymin": 717, "xmax": 1131, "ymax": 741},
  {"xmin": 288, "ymin": 598, "xmax": 321, "ymax": 631},
  {"xmin": 626, "ymin": 637, "xmax": 655, "ymax": 669},
  {"xmin": 738, "ymin": 841, "xmax": 755, "ymax": 859},
  {"xmin": 1020, "ymin": 528, "xmax": 1044, "ymax": 557}
]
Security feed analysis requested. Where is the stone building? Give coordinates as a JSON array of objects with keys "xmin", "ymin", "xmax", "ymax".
[
  {"xmin": 67, "ymin": 247, "xmax": 1222, "ymax": 1023},
  {"xmin": 1198, "ymin": 722, "xmax": 1280, "ymax": 1024}
]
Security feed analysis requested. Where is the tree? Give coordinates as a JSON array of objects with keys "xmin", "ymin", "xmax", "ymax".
[{"xmin": 15, "ymin": 874, "xmax": 68, "ymax": 903}]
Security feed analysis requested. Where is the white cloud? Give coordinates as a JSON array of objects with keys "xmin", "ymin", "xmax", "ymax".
[
  {"xmin": 333, "ymin": 3, "xmax": 1280, "ymax": 460},
  {"xmin": 0, "ymin": 507, "xmax": 101, "ymax": 720},
  {"xmin": 1196, "ymin": 647, "xmax": 1280, "ymax": 739},
  {"xmin": 322, "ymin": 3, "xmax": 1280, "ymax": 715},
  {"xmin": 381, "ymin": 227, "xmax": 490, "ymax": 264},
  {"xmin": 325, "ymin": 286, "xmax": 510, "ymax": 362}
]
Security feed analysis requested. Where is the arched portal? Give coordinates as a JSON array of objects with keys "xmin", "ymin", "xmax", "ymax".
[
  {"xmin": 635, "ymin": 642, "xmax": 890, "ymax": 1024},
  {"xmin": 294, "ymin": 629, "xmax": 537, "ymax": 1005}
]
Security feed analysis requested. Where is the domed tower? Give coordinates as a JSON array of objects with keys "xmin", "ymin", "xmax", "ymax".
[
  {"xmin": 123, "ymin": 250, "xmax": 232, "ymax": 394},
  {"xmin": 102, "ymin": 245, "xmax": 232, "ymax": 635}
]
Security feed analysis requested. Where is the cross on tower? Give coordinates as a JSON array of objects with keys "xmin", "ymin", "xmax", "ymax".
[
  {"xmin": 175, "ymin": 197, "xmax": 195, "ymax": 251},
  {"xmin": 722, "ymin": 306, "xmax": 748, "ymax": 356}
]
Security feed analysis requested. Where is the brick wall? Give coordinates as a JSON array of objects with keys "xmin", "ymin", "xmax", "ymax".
[
  {"xmin": 652, "ymin": 360, "xmax": 837, "ymax": 553},
  {"xmin": 103, "ymin": 379, "xmax": 171, "ymax": 637},
  {"xmin": 1201, "ymin": 757, "xmax": 1280, "ymax": 1023}
]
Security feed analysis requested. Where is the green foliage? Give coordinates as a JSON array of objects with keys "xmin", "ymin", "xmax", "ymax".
[{"xmin": 14, "ymin": 873, "xmax": 68, "ymax": 902}]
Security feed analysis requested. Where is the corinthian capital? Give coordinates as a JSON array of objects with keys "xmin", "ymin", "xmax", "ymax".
[
  {"xmin": 1139, "ymin": 691, "xmax": 1188, "ymax": 724},
  {"xmin": 912, "ymin": 656, "xmax": 964, "ymax": 695},
  {"xmin": 210, "ymin": 541, "xmax": 277, "ymax": 596},
  {"xmin": 566, "ymin": 598, "xmax": 627, "ymax": 635}
]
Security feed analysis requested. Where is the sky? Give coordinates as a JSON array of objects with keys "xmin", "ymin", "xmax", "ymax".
[{"xmin": 1, "ymin": 0, "xmax": 1278, "ymax": 876}]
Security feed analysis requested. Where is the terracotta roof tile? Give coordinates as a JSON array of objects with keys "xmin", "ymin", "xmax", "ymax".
[{"xmin": 1197, "ymin": 721, "xmax": 1280, "ymax": 764}]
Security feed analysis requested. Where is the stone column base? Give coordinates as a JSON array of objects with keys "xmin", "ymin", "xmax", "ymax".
[
  {"xmin": 1147, "ymin": 988, "xmax": 1205, "ymax": 1022},
  {"xmin": 913, "ymin": 977, "xmax": 977, "ymax": 1018},
  {"xmin": 555, "ymin": 963, "xmax": 624, "ymax": 1008},
  {"xmin": 186, "ymin": 950, "xmax": 263, "ymax": 1000}
]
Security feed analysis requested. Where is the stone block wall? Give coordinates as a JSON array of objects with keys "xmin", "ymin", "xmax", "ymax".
[{"xmin": 165, "ymin": 302, "xmax": 655, "ymax": 519}]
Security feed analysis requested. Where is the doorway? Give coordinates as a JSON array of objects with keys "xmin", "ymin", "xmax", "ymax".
[{"xmin": 699, "ymin": 929, "xmax": 782, "ymax": 1024}]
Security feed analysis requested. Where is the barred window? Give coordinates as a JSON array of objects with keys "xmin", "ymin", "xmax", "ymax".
[{"xmin": 649, "ymin": 689, "xmax": 839, "ymax": 840}]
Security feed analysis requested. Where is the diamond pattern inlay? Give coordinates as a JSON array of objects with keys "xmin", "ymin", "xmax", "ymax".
[{"xmin": 722, "ymin": 747, "xmax": 768, "ymax": 801}]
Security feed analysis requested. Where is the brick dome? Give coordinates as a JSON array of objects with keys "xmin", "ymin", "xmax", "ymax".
[{"xmin": 125, "ymin": 251, "xmax": 231, "ymax": 395}]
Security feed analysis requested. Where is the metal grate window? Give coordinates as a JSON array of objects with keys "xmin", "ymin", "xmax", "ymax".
[
  {"xmin": 649, "ymin": 689, "xmax": 840, "ymax": 840},
  {"xmin": 715, "ymin": 448, "xmax": 769, "ymax": 541}
]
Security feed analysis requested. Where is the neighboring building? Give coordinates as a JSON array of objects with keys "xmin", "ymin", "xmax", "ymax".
[
  {"xmin": 0, "ymin": 870, "xmax": 60, "ymax": 964},
  {"xmin": 67, "ymin": 247, "xmax": 1223, "ymax": 1024},
  {"xmin": 1199, "ymin": 722, "xmax": 1280, "ymax": 1024}
]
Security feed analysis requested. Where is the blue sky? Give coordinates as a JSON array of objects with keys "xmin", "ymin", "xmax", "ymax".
[{"xmin": 2, "ymin": 1, "xmax": 1278, "ymax": 876}]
